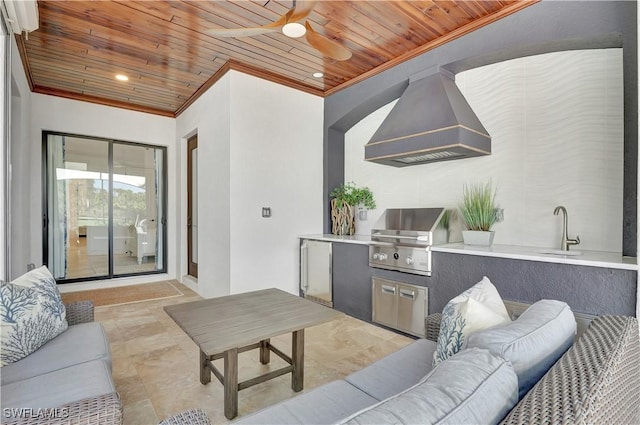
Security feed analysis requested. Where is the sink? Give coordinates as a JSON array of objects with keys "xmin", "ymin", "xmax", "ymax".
[{"xmin": 538, "ymin": 249, "xmax": 583, "ymax": 256}]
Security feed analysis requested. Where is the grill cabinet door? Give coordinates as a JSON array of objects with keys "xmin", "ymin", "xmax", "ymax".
[
  {"xmin": 396, "ymin": 283, "xmax": 428, "ymax": 337},
  {"xmin": 372, "ymin": 278, "xmax": 397, "ymax": 329}
]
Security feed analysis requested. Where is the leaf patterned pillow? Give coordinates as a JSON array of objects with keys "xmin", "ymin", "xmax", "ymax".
[
  {"xmin": 0, "ymin": 267, "xmax": 68, "ymax": 366},
  {"xmin": 433, "ymin": 276, "xmax": 511, "ymax": 366}
]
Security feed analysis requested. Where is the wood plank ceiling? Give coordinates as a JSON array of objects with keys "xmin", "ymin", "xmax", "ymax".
[{"xmin": 17, "ymin": 0, "xmax": 537, "ymax": 117}]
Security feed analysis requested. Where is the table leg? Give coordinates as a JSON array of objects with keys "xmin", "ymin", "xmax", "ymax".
[
  {"xmin": 199, "ymin": 350, "xmax": 211, "ymax": 385},
  {"xmin": 224, "ymin": 348, "xmax": 239, "ymax": 420},
  {"xmin": 291, "ymin": 329, "xmax": 304, "ymax": 392},
  {"xmin": 259, "ymin": 339, "xmax": 271, "ymax": 364}
]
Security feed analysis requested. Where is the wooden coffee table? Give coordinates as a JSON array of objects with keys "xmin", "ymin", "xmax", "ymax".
[{"xmin": 164, "ymin": 288, "xmax": 343, "ymax": 419}]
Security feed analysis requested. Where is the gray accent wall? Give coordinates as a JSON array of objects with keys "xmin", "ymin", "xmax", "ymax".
[
  {"xmin": 323, "ymin": 1, "xmax": 637, "ymax": 256},
  {"xmin": 326, "ymin": 243, "xmax": 636, "ymax": 329},
  {"xmin": 431, "ymin": 252, "xmax": 637, "ymax": 317}
]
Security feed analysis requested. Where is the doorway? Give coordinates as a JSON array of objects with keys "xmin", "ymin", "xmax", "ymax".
[
  {"xmin": 43, "ymin": 132, "xmax": 167, "ymax": 282},
  {"xmin": 187, "ymin": 134, "xmax": 198, "ymax": 278}
]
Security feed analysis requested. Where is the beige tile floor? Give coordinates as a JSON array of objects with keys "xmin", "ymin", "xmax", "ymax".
[
  {"xmin": 96, "ymin": 283, "xmax": 413, "ymax": 425},
  {"xmin": 66, "ymin": 233, "xmax": 157, "ymax": 279}
]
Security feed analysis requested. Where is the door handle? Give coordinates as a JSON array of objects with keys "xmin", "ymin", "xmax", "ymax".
[
  {"xmin": 381, "ymin": 285, "xmax": 396, "ymax": 295},
  {"xmin": 399, "ymin": 289, "xmax": 416, "ymax": 300},
  {"xmin": 300, "ymin": 244, "xmax": 309, "ymax": 292},
  {"xmin": 187, "ymin": 217, "xmax": 192, "ymax": 227}
]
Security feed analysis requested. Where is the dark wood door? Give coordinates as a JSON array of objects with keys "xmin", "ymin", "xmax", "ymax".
[{"xmin": 187, "ymin": 135, "xmax": 198, "ymax": 278}]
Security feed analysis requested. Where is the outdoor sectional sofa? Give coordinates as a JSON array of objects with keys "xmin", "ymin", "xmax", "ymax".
[
  {"xmin": 162, "ymin": 301, "xmax": 640, "ymax": 425},
  {"xmin": 1, "ymin": 300, "xmax": 122, "ymax": 425}
]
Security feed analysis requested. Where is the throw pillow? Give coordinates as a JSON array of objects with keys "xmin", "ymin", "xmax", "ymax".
[
  {"xmin": 467, "ymin": 299, "xmax": 576, "ymax": 399},
  {"xmin": 0, "ymin": 266, "xmax": 68, "ymax": 366},
  {"xmin": 433, "ymin": 276, "xmax": 510, "ymax": 366}
]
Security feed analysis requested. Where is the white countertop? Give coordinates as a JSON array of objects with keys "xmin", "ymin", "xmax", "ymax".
[
  {"xmin": 298, "ymin": 234, "xmax": 372, "ymax": 245},
  {"xmin": 298, "ymin": 235, "xmax": 637, "ymax": 270},
  {"xmin": 431, "ymin": 243, "xmax": 638, "ymax": 271}
]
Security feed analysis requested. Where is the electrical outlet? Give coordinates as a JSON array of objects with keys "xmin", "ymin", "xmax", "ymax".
[{"xmin": 262, "ymin": 207, "xmax": 271, "ymax": 218}]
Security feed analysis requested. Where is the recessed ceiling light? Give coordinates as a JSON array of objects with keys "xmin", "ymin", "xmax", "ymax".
[
  {"xmin": 312, "ymin": 72, "xmax": 324, "ymax": 78},
  {"xmin": 282, "ymin": 22, "xmax": 306, "ymax": 38},
  {"xmin": 115, "ymin": 74, "xmax": 129, "ymax": 81}
]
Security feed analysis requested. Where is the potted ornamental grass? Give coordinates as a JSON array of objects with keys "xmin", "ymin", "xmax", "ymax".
[
  {"xmin": 459, "ymin": 180, "xmax": 502, "ymax": 246},
  {"xmin": 330, "ymin": 182, "xmax": 376, "ymax": 235}
]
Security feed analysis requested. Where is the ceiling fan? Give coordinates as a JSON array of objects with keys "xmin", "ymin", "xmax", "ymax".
[{"xmin": 206, "ymin": 1, "xmax": 352, "ymax": 61}]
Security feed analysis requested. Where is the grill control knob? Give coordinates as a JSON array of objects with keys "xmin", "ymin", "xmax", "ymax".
[
  {"xmin": 373, "ymin": 253, "xmax": 380, "ymax": 260},
  {"xmin": 379, "ymin": 253, "xmax": 388, "ymax": 261},
  {"xmin": 406, "ymin": 257, "xmax": 414, "ymax": 265},
  {"xmin": 393, "ymin": 253, "xmax": 400, "ymax": 260}
]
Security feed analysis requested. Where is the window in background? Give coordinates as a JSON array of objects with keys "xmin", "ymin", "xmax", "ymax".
[{"xmin": 43, "ymin": 132, "xmax": 167, "ymax": 282}]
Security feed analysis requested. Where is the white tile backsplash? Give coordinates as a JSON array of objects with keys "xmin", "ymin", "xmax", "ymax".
[{"xmin": 345, "ymin": 49, "xmax": 623, "ymax": 252}]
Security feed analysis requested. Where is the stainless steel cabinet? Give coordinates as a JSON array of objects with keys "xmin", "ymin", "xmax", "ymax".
[
  {"xmin": 372, "ymin": 277, "xmax": 428, "ymax": 337},
  {"xmin": 397, "ymin": 283, "xmax": 428, "ymax": 336},
  {"xmin": 300, "ymin": 240, "xmax": 333, "ymax": 307},
  {"xmin": 372, "ymin": 280, "xmax": 397, "ymax": 329}
]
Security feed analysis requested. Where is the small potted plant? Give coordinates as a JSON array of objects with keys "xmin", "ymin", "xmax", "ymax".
[
  {"xmin": 330, "ymin": 182, "xmax": 376, "ymax": 235},
  {"xmin": 459, "ymin": 180, "xmax": 502, "ymax": 246}
]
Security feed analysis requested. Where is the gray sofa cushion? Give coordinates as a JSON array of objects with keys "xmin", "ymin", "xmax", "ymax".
[
  {"xmin": 1, "ymin": 359, "xmax": 116, "ymax": 413},
  {"xmin": 0, "ymin": 322, "xmax": 111, "ymax": 385},
  {"xmin": 467, "ymin": 299, "xmax": 576, "ymax": 399},
  {"xmin": 340, "ymin": 348, "xmax": 518, "ymax": 425},
  {"xmin": 346, "ymin": 338, "xmax": 437, "ymax": 401},
  {"xmin": 233, "ymin": 380, "xmax": 378, "ymax": 425}
]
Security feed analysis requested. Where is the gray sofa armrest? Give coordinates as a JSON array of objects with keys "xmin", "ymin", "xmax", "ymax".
[
  {"xmin": 2, "ymin": 392, "xmax": 122, "ymax": 425},
  {"xmin": 425, "ymin": 313, "xmax": 442, "ymax": 342},
  {"xmin": 65, "ymin": 300, "xmax": 95, "ymax": 326},
  {"xmin": 501, "ymin": 315, "xmax": 640, "ymax": 425},
  {"xmin": 159, "ymin": 409, "xmax": 211, "ymax": 425}
]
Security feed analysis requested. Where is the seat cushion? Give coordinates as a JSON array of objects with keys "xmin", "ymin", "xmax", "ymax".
[
  {"xmin": 1, "ymin": 359, "xmax": 116, "ymax": 414},
  {"xmin": 340, "ymin": 348, "xmax": 519, "ymax": 425},
  {"xmin": 0, "ymin": 322, "xmax": 111, "ymax": 385},
  {"xmin": 467, "ymin": 299, "xmax": 576, "ymax": 399},
  {"xmin": 433, "ymin": 276, "xmax": 511, "ymax": 366},
  {"xmin": 346, "ymin": 338, "xmax": 437, "ymax": 401},
  {"xmin": 232, "ymin": 380, "xmax": 378, "ymax": 425}
]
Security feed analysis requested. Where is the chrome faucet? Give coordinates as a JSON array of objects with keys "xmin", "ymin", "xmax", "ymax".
[{"xmin": 553, "ymin": 206, "xmax": 580, "ymax": 251}]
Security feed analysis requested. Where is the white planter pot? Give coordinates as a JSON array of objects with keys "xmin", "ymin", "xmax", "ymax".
[{"xmin": 462, "ymin": 230, "xmax": 495, "ymax": 246}]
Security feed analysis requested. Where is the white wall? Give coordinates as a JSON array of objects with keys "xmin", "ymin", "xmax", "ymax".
[
  {"xmin": 10, "ymin": 53, "xmax": 323, "ymax": 295},
  {"xmin": 346, "ymin": 49, "xmax": 623, "ymax": 253},
  {"xmin": 9, "ymin": 36, "xmax": 33, "ymax": 280},
  {"xmin": 176, "ymin": 70, "xmax": 324, "ymax": 298},
  {"xmin": 229, "ymin": 71, "xmax": 324, "ymax": 295},
  {"xmin": 0, "ymin": 31, "xmax": 8, "ymax": 281},
  {"xmin": 175, "ymin": 74, "xmax": 232, "ymax": 298},
  {"xmin": 26, "ymin": 94, "xmax": 177, "ymax": 289}
]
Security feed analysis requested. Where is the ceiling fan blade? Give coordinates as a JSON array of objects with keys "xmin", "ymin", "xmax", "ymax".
[
  {"xmin": 304, "ymin": 22, "xmax": 352, "ymax": 61},
  {"xmin": 290, "ymin": 1, "xmax": 316, "ymax": 22},
  {"xmin": 206, "ymin": 3, "xmax": 296, "ymax": 38}
]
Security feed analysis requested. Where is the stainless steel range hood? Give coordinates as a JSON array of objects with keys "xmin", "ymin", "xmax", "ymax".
[{"xmin": 365, "ymin": 68, "xmax": 491, "ymax": 167}]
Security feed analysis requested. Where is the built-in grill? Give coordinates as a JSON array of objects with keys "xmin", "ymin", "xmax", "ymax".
[{"xmin": 369, "ymin": 208, "xmax": 448, "ymax": 276}]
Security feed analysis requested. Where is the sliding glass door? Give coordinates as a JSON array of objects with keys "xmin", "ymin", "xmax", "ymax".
[{"xmin": 43, "ymin": 132, "xmax": 166, "ymax": 282}]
